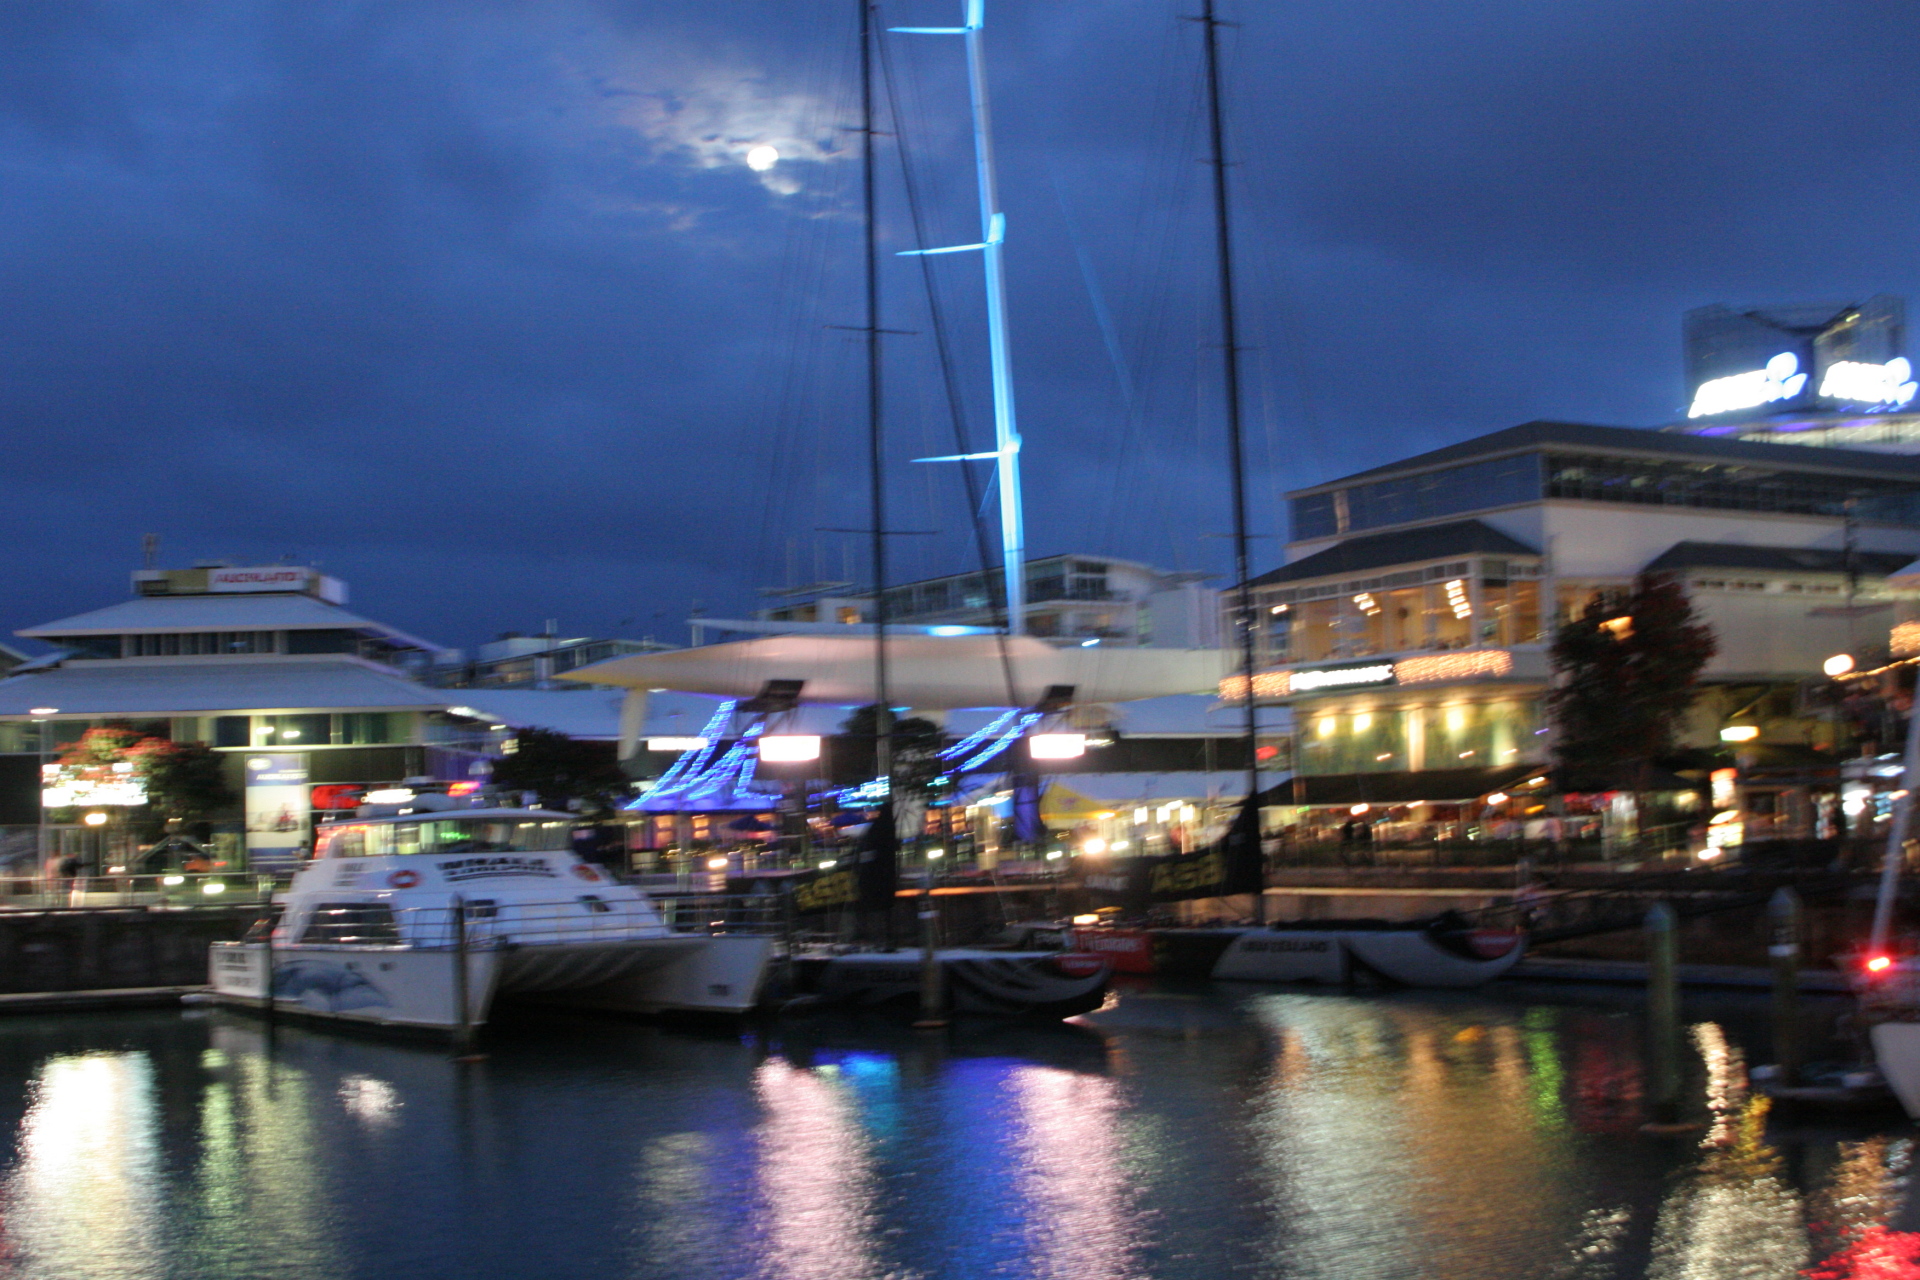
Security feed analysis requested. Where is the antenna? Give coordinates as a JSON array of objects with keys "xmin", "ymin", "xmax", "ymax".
[
  {"xmin": 893, "ymin": 0, "xmax": 1027, "ymax": 637},
  {"xmin": 141, "ymin": 533, "xmax": 158, "ymax": 569}
]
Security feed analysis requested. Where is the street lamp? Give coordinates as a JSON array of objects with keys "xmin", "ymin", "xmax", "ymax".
[{"xmin": 1824, "ymin": 653, "xmax": 1856, "ymax": 678}]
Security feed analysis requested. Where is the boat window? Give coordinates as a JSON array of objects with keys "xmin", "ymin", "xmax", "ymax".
[
  {"xmin": 326, "ymin": 827, "xmax": 367, "ymax": 859},
  {"xmin": 298, "ymin": 903, "xmax": 400, "ymax": 945},
  {"xmin": 363, "ymin": 818, "xmax": 575, "ymax": 855},
  {"xmin": 579, "ymin": 895, "xmax": 612, "ymax": 915},
  {"xmin": 465, "ymin": 900, "xmax": 497, "ymax": 920}
]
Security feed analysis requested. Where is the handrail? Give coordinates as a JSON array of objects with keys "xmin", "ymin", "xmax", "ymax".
[{"xmin": 281, "ymin": 892, "xmax": 787, "ymax": 948}]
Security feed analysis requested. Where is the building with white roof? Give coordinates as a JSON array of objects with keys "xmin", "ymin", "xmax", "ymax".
[{"xmin": 0, "ymin": 565, "xmax": 557, "ymax": 869}]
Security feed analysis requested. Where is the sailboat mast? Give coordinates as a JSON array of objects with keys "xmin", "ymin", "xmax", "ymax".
[
  {"xmin": 891, "ymin": 2, "xmax": 1026, "ymax": 638},
  {"xmin": 861, "ymin": 0, "xmax": 893, "ymax": 786},
  {"xmin": 1200, "ymin": 0, "xmax": 1262, "ymax": 828},
  {"xmin": 963, "ymin": 7, "xmax": 1027, "ymax": 638}
]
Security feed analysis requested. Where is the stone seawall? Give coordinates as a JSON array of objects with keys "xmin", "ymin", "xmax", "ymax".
[{"xmin": 0, "ymin": 908, "xmax": 256, "ymax": 994}]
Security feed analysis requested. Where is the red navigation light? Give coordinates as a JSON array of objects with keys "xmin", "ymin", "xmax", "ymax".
[{"xmin": 1868, "ymin": 955, "xmax": 1894, "ymax": 974}]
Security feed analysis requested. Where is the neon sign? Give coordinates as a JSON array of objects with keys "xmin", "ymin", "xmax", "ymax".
[
  {"xmin": 1819, "ymin": 357, "xmax": 1917, "ymax": 408},
  {"xmin": 1688, "ymin": 352, "xmax": 1807, "ymax": 418}
]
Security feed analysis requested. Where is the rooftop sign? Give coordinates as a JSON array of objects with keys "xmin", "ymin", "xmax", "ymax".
[{"xmin": 208, "ymin": 567, "xmax": 314, "ymax": 593}]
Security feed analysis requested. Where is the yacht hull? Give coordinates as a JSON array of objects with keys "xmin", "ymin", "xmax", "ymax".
[
  {"xmin": 210, "ymin": 935, "xmax": 774, "ymax": 1031},
  {"xmin": 1059, "ymin": 924, "xmax": 1520, "ymax": 990},
  {"xmin": 791, "ymin": 949, "xmax": 1111, "ymax": 1018}
]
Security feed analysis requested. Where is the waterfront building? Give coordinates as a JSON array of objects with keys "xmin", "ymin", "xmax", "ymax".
[
  {"xmin": 434, "ymin": 631, "xmax": 675, "ymax": 690},
  {"xmin": 1667, "ymin": 296, "xmax": 1920, "ymax": 452},
  {"xmin": 0, "ymin": 566, "xmax": 614, "ymax": 871},
  {"xmin": 700, "ymin": 554, "xmax": 1218, "ymax": 648},
  {"xmin": 1233, "ymin": 421, "xmax": 1920, "ymax": 831}
]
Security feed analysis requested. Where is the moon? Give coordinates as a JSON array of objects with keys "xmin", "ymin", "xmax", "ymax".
[{"xmin": 746, "ymin": 145, "xmax": 778, "ymax": 172}]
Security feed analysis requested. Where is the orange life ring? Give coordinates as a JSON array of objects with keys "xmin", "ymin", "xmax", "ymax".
[{"xmin": 387, "ymin": 869, "xmax": 422, "ymax": 889}]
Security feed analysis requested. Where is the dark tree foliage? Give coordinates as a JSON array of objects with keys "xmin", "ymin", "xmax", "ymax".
[
  {"xmin": 140, "ymin": 741, "xmax": 235, "ymax": 822},
  {"xmin": 491, "ymin": 727, "xmax": 632, "ymax": 816},
  {"xmin": 833, "ymin": 704, "xmax": 946, "ymax": 798},
  {"xmin": 1550, "ymin": 574, "xmax": 1717, "ymax": 781}
]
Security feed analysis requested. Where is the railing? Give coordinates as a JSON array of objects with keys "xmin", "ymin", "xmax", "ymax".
[
  {"xmin": 287, "ymin": 892, "xmax": 789, "ymax": 949},
  {"xmin": 0, "ymin": 872, "xmax": 276, "ymax": 912}
]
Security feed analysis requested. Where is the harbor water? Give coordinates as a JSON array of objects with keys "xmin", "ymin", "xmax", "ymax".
[{"xmin": 0, "ymin": 981, "xmax": 1906, "ymax": 1280}]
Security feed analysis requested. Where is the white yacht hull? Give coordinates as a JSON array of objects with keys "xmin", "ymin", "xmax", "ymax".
[
  {"xmin": 210, "ymin": 934, "xmax": 776, "ymax": 1030},
  {"xmin": 1869, "ymin": 1022, "xmax": 1920, "ymax": 1118}
]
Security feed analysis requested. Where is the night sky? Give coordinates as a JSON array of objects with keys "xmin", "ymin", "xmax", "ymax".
[{"xmin": 3, "ymin": 1, "xmax": 1918, "ymax": 657}]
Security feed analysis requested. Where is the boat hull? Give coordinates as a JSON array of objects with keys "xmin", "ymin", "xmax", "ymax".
[
  {"xmin": 791, "ymin": 949, "xmax": 1111, "ymax": 1019},
  {"xmin": 210, "ymin": 935, "xmax": 775, "ymax": 1031},
  {"xmin": 1142, "ymin": 926, "xmax": 1525, "ymax": 988},
  {"xmin": 1870, "ymin": 1022, "xmax": 1920, "ymax": 1118}
]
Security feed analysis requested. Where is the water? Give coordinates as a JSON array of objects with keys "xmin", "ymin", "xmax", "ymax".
[{"xmin": 0, "ymin": 983, "xmax": 1905, "ymax": 1280}]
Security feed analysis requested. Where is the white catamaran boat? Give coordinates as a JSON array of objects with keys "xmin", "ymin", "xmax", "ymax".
[{"xmin": 209, "ymin": 810, "xmax": 776, "ymax": 1032}]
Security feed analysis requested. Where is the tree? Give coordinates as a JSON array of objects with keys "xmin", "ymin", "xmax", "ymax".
[
  {"xmin": 491, "ymin": 727, "xmax": 632, "ymax": 816},
  {"xmin": 833, "ymin": 705, "xmax": 946, "ymax": 800},
  {"xmin": 1550, "ymin": 574, "xmax": 1716, "ymax": 827},
  {"xmin": 139, "ymin": 741, "xmax": 235, "ymax": 825}
]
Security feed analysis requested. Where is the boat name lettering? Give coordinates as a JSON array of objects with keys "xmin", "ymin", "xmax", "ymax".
[
  {"xmin": 791, "ymin": 869, "xmax": 860, "ymax": 914},
  {"xmin": 1148, "ymin": 851, "xmax": 1224, "ymax": 897},
  {"xmin": 1240, "ymin": 939, "xmax": 1331, "ymax": 954},
  {"xmin": 435, "ymin": 856, "xmax": 557, "ymax": 881}
]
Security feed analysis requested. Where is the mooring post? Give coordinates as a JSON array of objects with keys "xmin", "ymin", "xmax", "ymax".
[
  {"xmin": 261, "ymin": 887, "xmax": 276, "ymax": 1024},
  {"xmin": 1646, "ymin": 900, "xmax": 1682, "ymax": 1125},
  {"xmin": 451, "ymin": 895, "xmax": 474, "ymax": 1057},
  {"xmin": 914, "ymin": 883, "xmax": 947, "ymax": 1030},
  {"xmin": 1768, "ymin": 887, "xmax": 1803, "ymax": 1087}
]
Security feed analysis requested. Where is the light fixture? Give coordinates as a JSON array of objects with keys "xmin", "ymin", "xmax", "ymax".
[
  {"xmin": 647, "ymin": 737, "xmax": 710, "ymax": 752},
  {"xmin": 757, "ymin": 735, "xmax": 822, "ymax": 763},
  {"xmin": 1349, "ymin": 803, "xmax": 1370, "ymax": 816},
  {"xmin": 1719, "ymin": 725, "xmax": 1760, "ymax": 743},
  {"xmin": 1029, "ymin": 733, "xmax": 1087, "ymax": 760},
  {"xmin": 161, "ymin": 874, "xmax": 185, "ymax": 887},
  {"xmin": 927, "ymin": 848, "xmax": 945, "ymax": 860},
  {"xmin": 201, "ymin": 881, "xmax": 226, "ymax": 895},
  {"xmin": 1083, "ymin": 837, "xmax": 1107, "ymax": 855},
  {"xmin": 83, "ymin": 812, "xmax": 107, "ymax": 827},
  {"xmin": 29, "ymin": 707, "xmax": 57, "ymax": 717},
  {"xmin": 819, "ymin": 859, "xmax": 837, "ymax": 870},
  {"xmin": 1072, "ymin": 914, "xmax": 1099, "ymax": 926},
  {"xmin": 1486, "ymin": 792, "xmax": 1509, "ymax": 805},
  {"xmin": 706, "ymin": 856, "xmax": 728, "ymax": 871},
  {"xmin": 1823, "ymin": 653, "xmax": 1856, "ymax": 678}
]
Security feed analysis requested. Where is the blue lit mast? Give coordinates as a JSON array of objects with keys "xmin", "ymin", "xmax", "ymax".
[{"xmin": 894, "ymin": 0, "xmax": 1026, "ymax": 637}]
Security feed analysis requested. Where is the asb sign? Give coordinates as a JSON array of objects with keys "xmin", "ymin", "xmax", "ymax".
[
  {"xmin": 1820, "ymin": 357, "xmax": 1918, "ymax": 408},
  {"xmin": 1688, "ymin": 352, "xmax": 1808, "ymax": 418},
  {"xmin": 208, "ymin": 566, "xmax": 310, "ymax": 593}
]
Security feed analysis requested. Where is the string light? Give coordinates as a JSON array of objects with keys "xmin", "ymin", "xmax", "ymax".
[{"xmin": 1395, "ymin": 650, "xmax": 1513, "ymax": 684}]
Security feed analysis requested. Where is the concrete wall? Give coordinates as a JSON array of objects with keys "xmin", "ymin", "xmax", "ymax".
[{"xmin": 0, "ymin": 907, "xmax": 254, "ymax": 993}]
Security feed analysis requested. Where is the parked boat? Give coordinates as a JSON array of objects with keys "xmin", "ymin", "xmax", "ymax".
[
  {"xmin": 209, "ymin": 809, "xmax": 777, "ymax": 1033},
  {"xmin": 786, "ymin": 948, "xmax": 1110, "ymax": 1018},
  {"xmin": 1017, "ymin": 916, "xmax": 1524, "ymax": 987}
]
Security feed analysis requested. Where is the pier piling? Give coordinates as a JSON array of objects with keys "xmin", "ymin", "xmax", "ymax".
[
  {"xmin": 1645, "ymin": 901, "xmax": 1682, "ymax": 1126},
  {"xmin": 1768, "ymin": 887, "xmax": 1803, "ymax": 1087}
]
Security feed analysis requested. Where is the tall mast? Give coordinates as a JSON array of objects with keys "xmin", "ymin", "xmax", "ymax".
[
  {"xmin": 894, "ymin": 1, "xmax": 1027, "ymax": 637},
  {"xmin": 862, "ymin": 0, "xmax": 892, "ymax": 786},
  {"xmin": 1200, "ymin": 0, "xmax": 1262, "ymax": 828}
]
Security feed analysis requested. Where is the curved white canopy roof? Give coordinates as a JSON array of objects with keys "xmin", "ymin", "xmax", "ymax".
[{"xmin": 561, "ymin": 634, "xmax": 1227, "ymax": 711}]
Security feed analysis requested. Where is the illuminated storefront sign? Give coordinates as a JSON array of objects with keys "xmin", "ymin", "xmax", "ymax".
[
  {"xmin": 207, "ymin": 566, "xmax": 312, "ymax": 592},
  {"xmin": 1288, "ymin": 663, "xmax": 1396, "ymax": 692},
  {"xmin": 1819, "ymin": 357, "xmax": 1918, "ymax": 407},
  {"xmin": 1687, "ymin": 352, "xmax": 1807, "ymax": 418},
  {"xmin": 40, "ymin": 763, "xmax": 145, "ymax": 808}
]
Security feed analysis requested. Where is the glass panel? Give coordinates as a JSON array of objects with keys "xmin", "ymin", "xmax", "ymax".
[{"xmin": 390, "ymin": 823, "xmax": 421, "ymax": 856}]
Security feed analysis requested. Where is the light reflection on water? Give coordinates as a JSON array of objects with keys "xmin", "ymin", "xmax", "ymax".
[{"xmin": 0, "ymin": 986, "xmax": 1900, "ymax": 1279}]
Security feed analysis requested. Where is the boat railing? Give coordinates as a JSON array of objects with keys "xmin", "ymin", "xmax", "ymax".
[{"xmin": 291, "ymin": 892, "xmax": 789, "ymax": 950}]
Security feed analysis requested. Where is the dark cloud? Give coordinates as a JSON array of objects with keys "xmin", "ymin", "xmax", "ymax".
[{"xmin": 0, "ymin": 0, "xmax": 1915, "ymax": 653}]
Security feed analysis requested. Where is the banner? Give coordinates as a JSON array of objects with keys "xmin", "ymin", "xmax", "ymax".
[
  {"xmin": 244, "ymin": 753, "xmax": 310, "ymax": 871},
  {"xmin": 787, "ymin": 805, "xmax": 899, "ymax": 917},
  {"xmin": 1145, "ymin": 795, "xmax": 1264, "ymax": 904}
]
